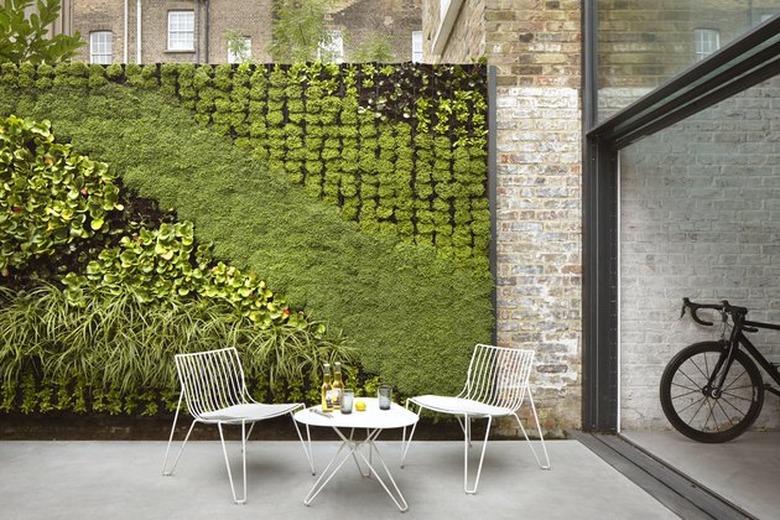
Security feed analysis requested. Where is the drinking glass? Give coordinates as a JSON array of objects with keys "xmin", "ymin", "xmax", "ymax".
[
  {"xmin": 341, "ymin": 389, "xmax": 354, "ymax": 414},
  {"xmin": 378, "ymin": 385, "xmax": 392, "ymax": 410}
]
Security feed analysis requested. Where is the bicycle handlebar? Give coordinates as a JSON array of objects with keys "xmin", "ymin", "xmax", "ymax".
[{"xmin": 681, "ymin": 298, "xmax": 748, "ymax": 327}]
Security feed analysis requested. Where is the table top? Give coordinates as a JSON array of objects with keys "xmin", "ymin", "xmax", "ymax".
[{"xmin": 294, "ymin": 398, "xmax": 419, "ymax": 429}]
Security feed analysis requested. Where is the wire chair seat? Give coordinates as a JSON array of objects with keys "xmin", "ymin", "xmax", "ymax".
[
  {"xmin": 409, "ymin": 395, "xmax": 512, "ymax": 417},
  {"xmin": 401, "ymin": 344, "xmax": 551, "ymax": 495},
  {"xmin": 160, "ymin": 347, "xmax": 315, "ymax": 504},
  {"xmin": 199, "ymin": 402, "xmax": 302, "ymax": 424}
]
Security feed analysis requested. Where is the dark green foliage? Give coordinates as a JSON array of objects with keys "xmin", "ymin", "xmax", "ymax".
[{"xmin": 1, "ymin": 84, "xmax": 493, "ymax": 396}]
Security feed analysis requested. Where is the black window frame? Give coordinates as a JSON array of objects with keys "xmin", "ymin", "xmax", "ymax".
[{"xmin": 581, "ymin": 4, "xmax": 780, "ymax": 432}]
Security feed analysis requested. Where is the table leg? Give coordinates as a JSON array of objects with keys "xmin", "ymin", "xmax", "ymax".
[
  {"xmin": 303, "ymin": 428, "xmax": 408, "ymax": 512},
  {"xmin": 356, "ymin": 437, "xmax": 409, "ymax": 512}
]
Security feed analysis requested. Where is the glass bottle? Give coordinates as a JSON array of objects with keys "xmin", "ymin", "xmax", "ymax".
[
  {"xmin": 321, "ymin": 363, "xmax": 333, "ymax": 412},
  {"xmin": 332, "ymin": 362, "xmax": 344, "ymax": 408}
]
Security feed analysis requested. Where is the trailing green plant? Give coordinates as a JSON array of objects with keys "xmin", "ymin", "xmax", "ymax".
[
  {"xmin": 0, "ymin": 0, "xmax": 83, "ymax": 64},
  {"xmin": 0, "ymin": 283, "xmax": 353, "ymax": 412},
  {"xmin": 0, "ymin": 115, "xmax": 122, "ymax": 276}
]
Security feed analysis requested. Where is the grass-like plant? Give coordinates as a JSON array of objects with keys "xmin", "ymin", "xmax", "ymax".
[{"xmin": 0, "ymin": 283, "xmax": 353, "ymax": 398}]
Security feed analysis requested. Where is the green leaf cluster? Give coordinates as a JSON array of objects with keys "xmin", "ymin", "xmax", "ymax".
[
  {"xmin": 63, "ymin": 221, "xmax": 307, "ymax": 330},
  {"xmin": 0, "ymin": 84, "xmax": 493, "ymax": 398},
  {"xmin": 0, "ymin": 0, "xmax": 84, "ymax": 64},
  {"xmin": 0, "ymin": 115, "xmax": 122, "ymax": 276}
]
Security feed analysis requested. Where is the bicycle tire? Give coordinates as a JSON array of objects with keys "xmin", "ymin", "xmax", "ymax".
[{"xmin": 660, "ymin": 341, "xmax": 764, "ymax": 443}]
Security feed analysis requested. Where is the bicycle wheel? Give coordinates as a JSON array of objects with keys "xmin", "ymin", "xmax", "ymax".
[{"xmin": 660, "ymin": 341, "xmax": 764, "ymax": 443}]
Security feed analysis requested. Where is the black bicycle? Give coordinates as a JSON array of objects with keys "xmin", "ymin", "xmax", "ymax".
[{"xmin": 660, "ymin": 298, "xmax": 780, "ymax": 443}]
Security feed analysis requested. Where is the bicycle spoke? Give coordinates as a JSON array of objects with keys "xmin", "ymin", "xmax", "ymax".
[
  {"xmin": 677, "ymin": 395, "xmax": 706, "ymax": 415},
  {"xmin": 677, "ymin": 368, "xmax": 702, "ymax": 390},
  {"xmin": 721, "ymin": 369, "xmax": 747, "ymax": 391},
  {"xmin": 671, "ymin": 382, "xmax": 699, "ymax": 392},
  {"xmin": 672, "ymin": 389, "xmax": 700, "ymax": 400},
  {"xmin": 708, "ymin": 399, "xmax": 720, "ymax": 432},
  {"xmin": 722, "ymin": 384, "xmax": 753, "ymax": 392},
  {"xmin": 703, "ymin": 352, "xmax": 710, "ymax": 380},
  {"xmin": 722, "ymin": 391, "xmax": 753, "ymax": 402},
  {"xmin": 688, "ymin": 397, "xmax": 708, "ymax": 426},
  {"xmin": 703, "ymin": 399, "xmax": 718, "ymax": 432},
  {"xmin": 714, "ymin": 399, "xmax": 735, "ymax": 426},
  {"xmin": 720, "ymin": 396, "xmax": 748, "ymax": 417},
  {"xmin": 689, "ymin": 358, "xmax": 709, "ymax": 380}
]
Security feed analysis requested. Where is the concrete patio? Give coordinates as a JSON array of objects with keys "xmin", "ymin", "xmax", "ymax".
[
  {"xmin": 623, "ymin": 431, "xmax": 780, "ymax": 520},
  {"xmin": 0, "ymin": 440, "xmax": 676, "ymax": 519}
]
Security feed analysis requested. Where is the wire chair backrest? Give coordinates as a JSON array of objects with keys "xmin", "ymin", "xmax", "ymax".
[
  {"xmin": 461, "ymin": 344, "xmax": 535, "ymax": 410},
  {"xmin": 174, "ymin": 347, "xmax": 249, "ymax": 419}
]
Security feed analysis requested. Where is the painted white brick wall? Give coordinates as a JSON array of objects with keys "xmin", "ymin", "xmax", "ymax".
[
  {"xmin": 619, "ymin": 76, "xmax": 780, "ymax": 431},
  {"xmin": 495, "ymin": 86, "xmax": 582, "ymax": 434}
]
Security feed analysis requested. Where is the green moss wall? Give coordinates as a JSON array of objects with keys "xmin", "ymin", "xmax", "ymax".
[{"xmin": 2, "ymin": 90, "xmax": 491, "ymax": 397}]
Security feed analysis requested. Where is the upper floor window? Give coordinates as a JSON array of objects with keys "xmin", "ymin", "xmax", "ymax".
[
  {"xmin": 89, "ymin": 31, "xmax": 113, "ymax": 64},
  {"xmin": 412, "ymin": 31, "xmax": 423, "ymax": 62},
  {"xmin": 227, "ymin": 36, "xmax": 252, "ymax": 64},
  {"xmin": 694, "ymin": 28, "xmax": 720, "ymax": 61},
  {"xmin": 168, "ymin": 11, "xmax": 195, "ymax": 51},
  {"xmin": 318, "ymin": 30, "xmax": 344, "ymax": 63}
]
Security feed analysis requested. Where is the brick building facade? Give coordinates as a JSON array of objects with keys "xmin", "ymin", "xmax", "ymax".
[
  {"xmin": 423, "ymin": 0, "xmax": 583, "ymax": 435},
  {"xmin": 56, "ymin": 0, "xmax": 422, "ymax": 64}
]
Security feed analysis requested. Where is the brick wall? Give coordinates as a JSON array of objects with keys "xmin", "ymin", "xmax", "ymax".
[
  {"xmin": 421, "ymin": 0, "xmax": 485, "ymax": 63},
  {"xmin": 598, "ymin": 0, "xmax": 778, "ymax": 117},
  {"xmin": 423, "ymin": 0, "xmax": 583, "ymax": 435},
  {"xmin": 619, "ymin": 75, "xmax": 780, "ymax": 431},
  {"xmin": 330, "ymin": 0, "xmax": 422, "ymax": 62},
  {"xmin": 61, "ymin": 0, "xmax": 416, "ymax": 64}
]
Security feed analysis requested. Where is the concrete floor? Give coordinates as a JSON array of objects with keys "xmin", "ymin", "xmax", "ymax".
[
  {"xmin": 0, "ymin": 440, "xmax": 677, "ymax": 520},
  {"xmin": 623, "ymin": 431, "xmax": 780, "ymax": 520}
]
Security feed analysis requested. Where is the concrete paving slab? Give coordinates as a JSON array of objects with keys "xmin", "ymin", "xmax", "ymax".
[
  {"xmin": 0, "ymin": 440, "xmax": 677, "ymax": 520},
  {"xmin": 622, "ymin": 431, "xmax": 780, "ymax": 520}
]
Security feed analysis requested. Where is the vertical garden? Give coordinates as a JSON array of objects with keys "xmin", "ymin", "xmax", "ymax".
[{"xmin": 0, "ymin": 61, "xmax": 493, "ymax": 418}]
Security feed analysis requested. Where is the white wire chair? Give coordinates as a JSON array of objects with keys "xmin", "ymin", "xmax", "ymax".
[
  {"xmin": 400, "ymin": 344, "xmax": 550, "ymax": 494},
  {"xmin": 161, "ymin": 347, "xmax": 315, "ymax": 504}
]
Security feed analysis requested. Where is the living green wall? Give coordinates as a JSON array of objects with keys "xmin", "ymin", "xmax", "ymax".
[{"xmin": 0, "ymin": 61, "xmax": 493, "ymax": 411}]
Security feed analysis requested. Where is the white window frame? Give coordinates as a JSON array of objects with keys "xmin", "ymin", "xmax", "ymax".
[
  {"xmin": 318, "ymin": 29, "xmax": 344, "ymax": 63},
  {"xmin": 167, "ymin": 10, "xmax": 195, "ymax": 52},
  {"xmin": 227, "ymin": 36, "xmax": 252, "ymax": 64},
  {"xmin": 412, "ymin": 30, "xmax": 423, "ymax": 62},
  {"xmin": 89, "ymin": 31, "xmax": 113, "ymax": 64},
  {"xmin": 693, "ymin": 28, "xmax": 720, "ymax": 61}
]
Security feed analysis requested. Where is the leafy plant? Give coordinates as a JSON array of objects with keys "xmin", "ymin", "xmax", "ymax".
[
  {"xmin": 62, "ymin": 221, "xmax": 308, "ymax": 329},
  {"xmin": 0, "ymin": 0, "xmax": 83, "ymax": 64},
  {"xmin": 351, "ymin": 33, "xmax": 395, "ymax": 63},
  {"xmin": 268, "ymin": 0, "xmax": 334, "ymax": 63},
  {"xmin": 0, "ymin": 115, "xmax": 122, "ymax": 276}
]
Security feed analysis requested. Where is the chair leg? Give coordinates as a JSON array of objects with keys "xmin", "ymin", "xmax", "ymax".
[
  {"xmin": 513, "ymin": 391, "xmax": 551, "ymax": 470},
  {"xmin": 218, "ymin": 421, "xmax": 248, "ymax": 504},
  {"xmin": 464, "ymin": 415, "xmax": 492, "ymax": 495},
  {"xmin": 162, "ymin": 391, "xmax": 196, "ymax": 477},
  {"xmin": 400, "ymin": 401, "xmax": 422, "ymax": 469},
  {"xmin": 291, "ymin": 411, "xmax": 316, "ymax": 475}
]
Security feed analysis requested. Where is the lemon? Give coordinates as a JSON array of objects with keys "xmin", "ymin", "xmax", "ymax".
[{"xmin": 355, "ymin": 400, "xmax": 367, "ymax": 412}]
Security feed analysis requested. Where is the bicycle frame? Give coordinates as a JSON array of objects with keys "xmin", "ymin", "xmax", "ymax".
[{"xmin": 707, "ymin": 317, "xmax": 780, "ymax": 398}]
